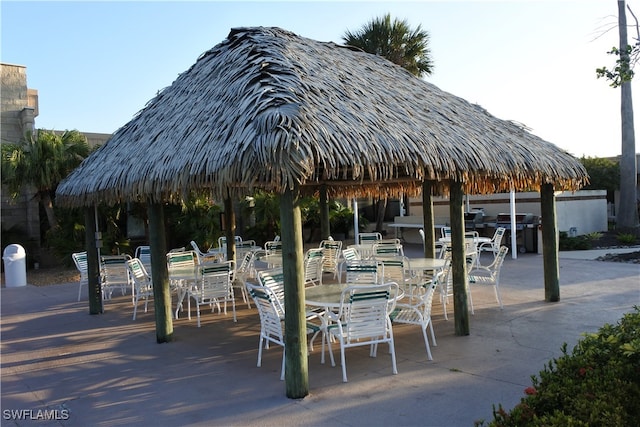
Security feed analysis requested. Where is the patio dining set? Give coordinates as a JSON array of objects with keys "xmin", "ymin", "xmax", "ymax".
[{"xmin": 71, "ymin": 229, "xmax": 509, "ymax": 383}]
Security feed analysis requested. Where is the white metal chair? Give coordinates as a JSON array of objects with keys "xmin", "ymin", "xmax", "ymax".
[
  {"xmin": 190, "ymin": 240, "xmax": 221, "ymax": 264},
  {"xmin": 100, "ymin": 254, "xmax": 132, "ymax": 301},
  {"xmin": 319, "ymin": 239, "xmax": 342, "ymax": 279},
  {"xmin": 358, "ymin": 232, "xmax": 382, "ymax": 245},
  {"xmin": 326, "ymin": 283, "xmax": 399, "ymax": 382},
  {"xmin": 218, "ymin": 235, "xmax": 243, "ymax": 249},
  {"xmin": 166, "ymin": 250, "xmax": 198, "ymax": 318},
  {"xmin": 344, "ymin": 259, "xmax": 382, "ymax": 284},
  {"xmin": 246, "ymin": 283, "xmax": 321, "ymax": 381},
  {"xmin": 391, "ymin": 274, "xmax": 441, "ymax": 360},
  {"xmin": 478, "ymin": 227, "xmax": 506, "ymax": 259},
  {"xmin": 234, "ymin": 250, "xmax": 256, "ymax": 309},
  {"xmin": 257, "ymin": 268, "xmax": 285, "ymax": 317},
  {"xmin": 125, "ymin": 258, "xmax": 154, "ymax": 320},
  {"xmin": 440, "ymin": 247, "xmax": 478, "ymax": 319},
  {"xmin": 338, "ymin": 247, "xmax": 361, "ymax": 282},
  {"xmin": 134, "ymin": 245, "xmax": 152, "ymax": 275},
  {"xmin": 72, "ymin": 251, "xmax": 88, "ymax": 301},
  {"xmin": 303, "ymin": 248, "xmax": 324, "ymax": 287},
  {"xmin": 187, "ymin": 261, "xmax": 236, "ymax": 327},
  {"xmin": 468, "ymin": 246, "xmax": 509, "ymax": 311},
  {"xmin": 372, "ymin": 241, "xmax": 404, "ymax": 257},
  {"xmin": 246, "ymin": 282, "xmax": 287, "ymax": 380},
  {"xmin": 374, "ymin": 255, "xmax": 412, "ymax": 289}
]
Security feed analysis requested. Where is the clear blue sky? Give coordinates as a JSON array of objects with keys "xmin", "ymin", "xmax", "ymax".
[{"xmin": 2, "ymin": 0, "xmax": 637, "ymax": 158}]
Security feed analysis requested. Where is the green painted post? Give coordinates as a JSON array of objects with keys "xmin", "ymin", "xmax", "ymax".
[
  {"xmin": 147, "ymin": 202, "xmax": 174, "ymax": 343},
  {"xmin": 280, "ymin": 187, "xmax": 309, "ymax": 398},
  {"xmin": 449, "ymin": 181, "xmax": 470, "ymax": 336},
  {"xmin": 540, "ymin": 183, "xmax": 560, "ymax": 302},
  {"xmin": 84, "ymin": 207, "xmax": 102, "ymax": 314}
]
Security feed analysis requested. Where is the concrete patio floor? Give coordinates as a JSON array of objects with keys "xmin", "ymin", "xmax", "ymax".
[{"xmin": 1, "ymin": 245, "xmax": 639, "ymax": 426}]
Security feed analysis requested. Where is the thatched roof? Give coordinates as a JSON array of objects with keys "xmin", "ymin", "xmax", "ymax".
[{"xmin": 56, "ymin": 26, "xmax": 587, "ymax": 207}]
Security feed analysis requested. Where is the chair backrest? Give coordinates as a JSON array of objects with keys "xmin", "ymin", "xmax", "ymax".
[
  {"xmin": 319, "ymin": 239, "xmax": 342, "ymax": 272},
  {"xmin": 246, "ymin": 283, "xmax": 285, "ymax": 341},
  {"xmin": 72, "ymin": 251, "xmax": 88, "ymax": 280},
  {"xmin": 375, "ymin": 256, "xmax": 410, "ymax": 284},
  {"xmin": 257, "ymin": 268, "xmax": 285, "ymax": 315},
  {"xmin": 338, "ymin": 283, "xmax": 397, "ymax": 342},
  {"xmin": 465, "ymin": 231, "xmax": 480, "ymax": 241},
  {"xmin": 190, "ymin": 240, "xmax": 206, "ymax": 257},
  {"xmin": 303, "ymin": 248, "xmax": 324, "ymax": 286},
  {"xmin": 372, "ymin": 242, "xmax": 404, "ymax": 257},
  {"xmin": 493, "ymin": 227, "xmax": 506, "ymax": 244},
  {"xmin": 341, "ymin": 247, "xmax": 361, "ymax": 263},
  {"xmin": 415, "ymin": 275, "xmax": 439, "ymax": 317},
  {"xmin": 100, "ymin": 254, "xmax": 132, "ymax": 284},
  {"xmin": 135, "ymin": 246, "xmax": 152, "ymax": 268},
  {"xmin": 345, "ymin": 259, "xmax": 382, "ymax": 284},
  {"xmin": 166, "ymin": 250, "xmax": 196, "ymax": 271},
  {"xmin": 358, "ymin": 232, "xmax": 382, "ymax": 245},
  {"xmin": 126, "ymin": 258, "xmax": 151, "ymax": 292},
  {"xmin": 441, "ymin": 227, "xmax": 452, "ymax": 238},
  {"xmin": 264, "ymin": 240, "xmax": 283, "ymax": 255},
  {"xmin": 199, "ymin": 261, "xmax": 234, "ymax": 299},
  {"xmin": 488, "ymin": 246, "xmax": 509, "ymax": 276},
  {"xmin": 218, "ymin": 236, "xmax": 243, "ymax": 250},
  {"xmin": 237, "ymin": 250, "xmax": 254, "ymax": 274}
]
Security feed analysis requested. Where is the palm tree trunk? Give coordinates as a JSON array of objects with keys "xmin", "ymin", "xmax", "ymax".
[
  {"xmin": 41, "ymin": 192, "xmax": 58, "ymax": 229},
  {"xmin": 617, "ymin": 0, "xmax": 639, "ymax": 231}
]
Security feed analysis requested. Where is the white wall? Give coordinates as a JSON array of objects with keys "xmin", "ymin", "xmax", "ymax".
[{"xmin": 396, "ymin": 190, "xmax": 608, "ymax": 243}]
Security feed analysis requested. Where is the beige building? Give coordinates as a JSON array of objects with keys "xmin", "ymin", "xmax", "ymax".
[
  {"xmin": 1, "ymin": 63, "xmax": 110, "ymax": 264},
  {"xmin": 1, "ymin": 63, "xmax": 41, "ymax": 254}
]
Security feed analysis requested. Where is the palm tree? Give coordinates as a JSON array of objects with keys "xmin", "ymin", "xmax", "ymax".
[
  {"xmin": 1, "ymin": 129, "xmax": 89, "ymax": 230},
  {"xmin": 343, "ymin": 13, "xmax": 435, "ymax": 231},
  {"xmin": 342, "ymin": 13, "xmax": 434, "ymax": 77},
  {"xmin": 596, "ymin": 1, "xmax": 639, "ymax": 231}
]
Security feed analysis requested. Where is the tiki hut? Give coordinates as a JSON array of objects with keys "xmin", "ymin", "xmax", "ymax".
[{"xmin": 56, "ymin": 27, "xmax": 587, "ymax": 398}]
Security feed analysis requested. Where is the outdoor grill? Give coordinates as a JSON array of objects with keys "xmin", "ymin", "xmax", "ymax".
[
  {"xmin": 494, "ymin": 213, "xmax": 538, "ymax": 253},
  {"xmin": 495, "ymin": 213, "xmax": 536, "ymax": 230},
  {"xmin": 464, "ymin": 210, "xmax": 485, "ymax": 231}
]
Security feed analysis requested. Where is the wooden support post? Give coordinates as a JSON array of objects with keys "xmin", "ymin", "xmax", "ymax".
[
  {"xmin": 280, "ymin": 187, "xmax": 309, "ymax": 399},
  {"xmin": 422, "ymin": 181, "xmax": 436, "ymax": 258},
  {"xmin": 449, "ymin": 181, "xmax": 470, "ymax": 336},
  {"xmin": 540, "ymin": 183, "xmax": 560, "ymax": 302},
  {"xmin": 224, "ymin": 194, "xmax": 236, "ymax": 262},
  {"xmin": 320, "ymin": 184, "xmax": 330, "ymax": 240},
  {"xmin": 84, "ymin": 207, "xmax": 102, "ymax": 314},
  {"xmin": 147, "ymin": 202, "xmax": 174, "ymax": 343}
]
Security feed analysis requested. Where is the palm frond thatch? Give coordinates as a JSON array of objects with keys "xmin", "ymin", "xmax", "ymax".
[{"xmin": 56, "ymin": 26, "xmax": 587, "ymax": 207}]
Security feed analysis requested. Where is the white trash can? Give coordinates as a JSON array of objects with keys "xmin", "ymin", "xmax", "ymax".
[{"xmin": 3, "ymin": 244, "xmax": 27, "ymax": 287}]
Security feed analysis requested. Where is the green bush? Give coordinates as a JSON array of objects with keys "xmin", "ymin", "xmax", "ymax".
[
  {"xmin": 481, "ymin": 308, "xmax": 640, "ymax": 426},
  {"xmin": 584, "ymin": 232, "xmax": 603, "ymax": 241},
  {"xmin": 617, "ymin": 233, "xmax": 638, "ymax": 245},
  {"xmin": 558, "ymin": 231, "xmax": 592, "ymax": 250}
]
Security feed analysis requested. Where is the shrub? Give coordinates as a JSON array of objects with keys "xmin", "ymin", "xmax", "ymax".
[
  {"xmin": 481, "ymin": 308, "xmax": 640, "ymax": 426},
  {"xmin": 617, "ymin": 233, "xmax": 637, "ymax": 245},
  {"xmin": 558, "ymin": 232, "xmax": 592, "ymax": 250},
  {"xmin": 584, "ymin": 232, "xmax": 603, "ymax": 241}
]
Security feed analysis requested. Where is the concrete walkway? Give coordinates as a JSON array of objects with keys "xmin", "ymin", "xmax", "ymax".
[{"xmin": 1, "ymin": 246, "xmax": 639, "ymax": 426}]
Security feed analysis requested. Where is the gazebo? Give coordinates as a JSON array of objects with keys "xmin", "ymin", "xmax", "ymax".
[{"xmin": 56, "ymin": 27, "xmax": 588, "ymax": 398}]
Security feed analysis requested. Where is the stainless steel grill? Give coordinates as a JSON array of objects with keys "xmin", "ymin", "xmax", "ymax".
[
  {"xmin": 494, "ymin": 213, "xmax": 538, "ymax": 253},
  {"xmin": 464, "ymin": 210, "xmax": 485, "ymax": 231},
  {"xmin": 495, "ymin": 213, "xmax": 536, "ymax": 231}
]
